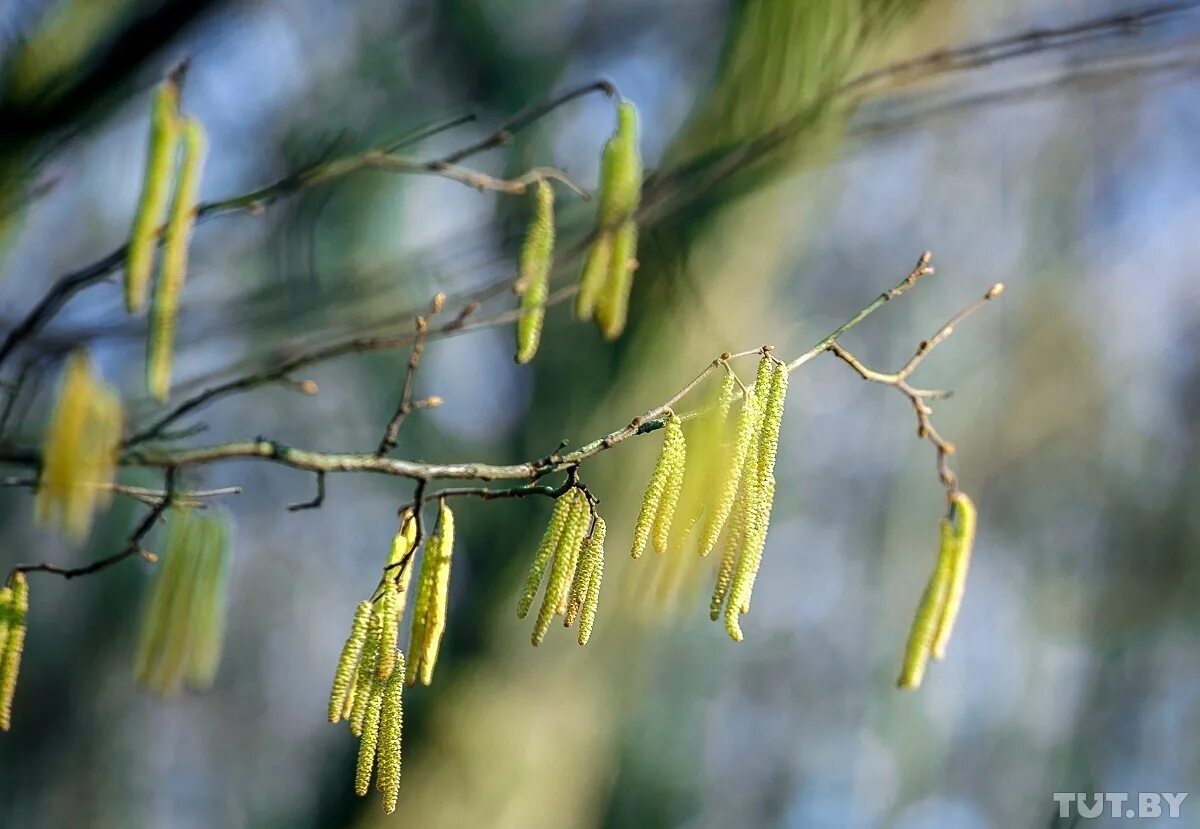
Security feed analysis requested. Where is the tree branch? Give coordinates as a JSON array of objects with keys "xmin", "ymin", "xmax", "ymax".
[{"xmin": 10, "ymin": 467, "xmax": 178, "ymax": 580}]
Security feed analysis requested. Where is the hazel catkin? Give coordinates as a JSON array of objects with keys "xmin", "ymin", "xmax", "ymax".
[
  {"xmin": 147, "ymin": 116, "xmax": 207, "ymax": 401},
  {"xmin": 0, "ymin": 573, "xmax": 28, "ymax": 731},
  {"xmin": 515, "ymin": 180, "xmax": 555, "ymax": 364},
  {"xmin": 126, "ymin": 77, "xmax": 180, "ymax": 313},
  {"xmin": 631, "ymin": 415, "xmax": 686, "ymax": 559},
  {"xmin": 329, "ymin": 601, "xmax": 373, "ymax": 723}
]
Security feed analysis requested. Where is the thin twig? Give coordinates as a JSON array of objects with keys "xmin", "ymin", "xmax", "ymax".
[
  {"xmin": 0, "ymin": 474, "xmax": 239, "ymax": 508},
  {"xmin": 287, "ymin": 470, "xmax": 325, "ymax": 511},
  {"xmin": 10, "ymin": 467, "xmax": 178, "ymax": 580},
  {"xmin": 376, "ymin": 294, "xmax": 445, "ymax": 456}
]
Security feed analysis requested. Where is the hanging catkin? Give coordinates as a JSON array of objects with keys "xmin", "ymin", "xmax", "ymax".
[
  {"xmin": 518, "ymin": 490, "xmax": 575, "ymax": 618},
  {"xmin": 533, "ymin": 490, "xmax": 588, "ymax": 646},
  {"xmin": 35, "ymin": 351, "xmax": 123, "ymax": 541},
  {"xmin": 0, "ymin": 573, "xmax": 28, "ymax": 731},
  {"xmin": 730, "ymin": 360, "xmax": 788, "ymax": 614},
  {"xmin": 698, "ymin": 390, "xmax": 762, "ymax": 557},
  {"xmin": 133, "ymin": 509, "xmax": 232, "ymax": 694},
  {"xmin": 406, "ymin": 501, "xmax": 454, "ymax": 686},
  {"xmin": 355, "ymin": 661, "xmax": 386, "ymax": 796},
  {"xmin": 630, "ymin": 415, "xmax": 686, "ymax": 559},
  {"xmin": 375, "ymin": 582, "xmax": 401, "ymax": 681},
  {"xmin": 931, "ymin": 492, "xmax": 977, "ymax": 660},
  {"xmin": 565, "ymin": 515, "xmax": 605, "ymax": 628},
  {"xmin": 576, "ymin": 517, "xmax": 606, "ymax": 646},
  {"xmin": 669, "ymin": 370, "xmax": 738, "ymax": 555},
  {"xmin": 594, "ymin": 220, "xmax": 638, "ymax": 341},
  {"xmin": 576, "ymin": 99, "xmax": 642, "ymax": 327},
  {"xmin": 350, "ymin": 613, "xmax": 382, "ymax": 736},
  {"xmin": 184, "ymin": 513, "xmax": 231, "ymax": 688},
  {"xmin": 329, "ymin": 601, "xmax": 373, "ymax": 723},
  {"xmin": 376, "ymin": 661, "xmax": 405, "ymax": 813},
  {"xmin": 651, "ymin": 414, "xmax": 687, "ymax": 556},
  {"xmin": 896, "ymin": 518, "xmax": 955, "ymax": 690},
  {"xmin": 515, "ymin": 180, "xmax": 555, "ymax": 364},
  {"xmin": 147, "ymin": 116, "xmax": 207, "ymax": 401},
  {"xmin": 126, "ymin": 76, "xmax": 180, "ymax": 313}
]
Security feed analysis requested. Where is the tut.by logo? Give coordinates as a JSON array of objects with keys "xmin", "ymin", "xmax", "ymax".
[{"xmin": 1053, "ymin": 793, "xmax": 1188, "ymax": 819}]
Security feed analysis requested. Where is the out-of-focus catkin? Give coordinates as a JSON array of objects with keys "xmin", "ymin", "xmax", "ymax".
[
  {"xmin": 931, "ymin": 492, "xmax": 977, "ymax": 660},
  {"xmin": 0, "ymin": 573, "xmax": 28, "ymax": 731},
  {"xmin": 126, "ymin": 77, "xmax": 180, "ymax": 313},
  {"xmin": 594, "ymin": 220, "xmax": 638, "ymax": 340},
  {"xmin": 576, "ymin": 99, "xmax": 642, "ymax": 331},
  {"xmin": 515, "ymin": 180, "xmax": 555, "ymax": 364},
  {"xmin": 698, "ymin": 391, "xmax": 761, "ymax": 557},
  {"xmin": 896, "ymin": 521, "xmax": 954, "ymax": 690},
  {"xmin": 35, "ymin": 351, "xmax": 123, "ymax": 541},
  {"xmin": 651, "ymin": 415, "xmax": 687, "ymax": 556},
  {"xmin": 147, "ymin": 116, "xmax": 207, "ymax": 401},
  {"xmin": 134, "ymin": 509, "xmax": 233, "ymax": 694}
]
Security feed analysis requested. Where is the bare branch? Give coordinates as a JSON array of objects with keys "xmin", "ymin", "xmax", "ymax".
[{"xmin": 10, "ymin": 467, "xmax": 178, "ymax": 581}]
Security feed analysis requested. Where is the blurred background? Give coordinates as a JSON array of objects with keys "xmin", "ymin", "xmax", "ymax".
[{"xmin": 1, "ymin": 1, "xmax": 1199, "ymax": 827}]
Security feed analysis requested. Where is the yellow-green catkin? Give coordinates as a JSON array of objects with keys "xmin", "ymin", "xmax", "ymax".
[
  {"xmin": 0, "ymin": 587, "xmax": 11, "ymax": 666},
  {"xmin": 0, "ymin": 573, "xmax": 29, "ymax": 731},
  {"xmin": 184, "ymin": 514, "xmax": 231, "ymax": 688},
  {"xmin": 598, "ymin": 102, "xmax": 642, "ymax": 228},
  {"xmin": 709, "ymin": 511, "xmax": 741, "ymax": 622},
  {"xmin": 416, "ymin": 501, "xmax": 454, "ymax": 685},
  {"xmin": 576, "ymin": 99, "xmax": 642, "ymax": 322},
  {"xmin": 147, "ymin": 116, "xmax": 207, "ymax": 401},
  {"xmin": 651, "ymin": 415, "xmax": 687, "ymax": 556},
  {"xmin": 565, "ymin": 514, "xmax": 605, "ymax": 629},
  {"xmin": 931, "ymin": 492, "xmax": 977, "ymax": 660},
  {"xmin": 376, "ymin": 659, "xmax": 405, "ymax": 813},
  {"xmin": 406, "ymin": 501, "xmax": 454, "ymax": 686},
  {"xmin": 355, "ymin": 660, "xmax": 386, "ymax": 796},
  {"xmin": 576, "ymin": 518, "xmax": 606, "ymax": 646},
  {"xmin": 594, "ymin": 220, "xmax": 638, "ymax": 341},
  {"xmin": 515, "ymin": 180, "xmax": 555, "ymax": 364},
  {"xmin": 350, "ymin": 613, "xmax": 382, "ymax": 736},
  {"xmin": 575, "ymin": 233, "xmax": 611, "ymax": 321},
  {"xmin": 387, "ymin": 508, "xmax": 418, "ymax": 618},
  {"xmin": 329, "ymin": 601, "xmax": 373, "ymax": 723},
  {"xmin": 671, "ymin": 370, "xmax": 739, "ymax": 550},
  {"xmin": 699, "ymin": 391, "xmax": 762, "ymax": 557},
  {"xmin": 134, "ymin": 510, "xmax": 231, "ymax": 694},
  {"xmin": 729, "ymin": 360, "xmax": 789, "ymax": 617},
  {"xmin": 517, "ymin": 491, "xmax": 574, "ymax": 618},
  {"xmin": 375, "ymin": 583, "xmax": 401, "ymax": 681},
  {"xmin": 896, "ymin": 521, "xmax": 956, "ymax": 690},
  {"xmin": 631, "ymin": 415, "xmax": 686, "ymax": 559},
  {"xmin": 126, "ymin": 77, "xmax": 180, "ymax": 313},
  {"xmin": 533, "ymin": 491, "xmax": 588, "ymax": 646},
  {"xmin": 35, "ymin": 351, "xmax": 123, "ymax": 541}
]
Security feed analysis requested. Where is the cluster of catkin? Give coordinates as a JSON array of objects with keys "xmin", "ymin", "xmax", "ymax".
[
  {"xmin": 126, "ymin": 73, "xmax": 208, "ymax": 402},
  {"xmin": 517, "ymin": 487, "xmax": 606, "ymax": 646},
  {"xmin": 896, "ymin": 492, "xmax": 977, "ymax": 689},
  {"xmin": 328, "ymin": 501, "xmax": 454, "ymax": 813},
  {"xmin": 0, "ymin": 573, "xmax": 29, "ymax": 731},
  {"xmin": 633, "ymin": 352, "xmax": 789, "ymax": 641},
  {"xmin": 134, "ymin": 508, "xmax": 232, "ymax": 694},
  {"xmin": 35, "ymin": 351, "xmax": 123, "ymax": 541},
  {"xmin": 576, "ymin": 100, "xmax": 642, "ymax": 341}
]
